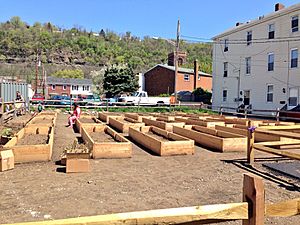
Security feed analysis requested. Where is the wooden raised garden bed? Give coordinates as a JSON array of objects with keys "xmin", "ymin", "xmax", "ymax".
[
  {"xmin": 142, "ymin": 117, "xmax": 185, "ymax": 132},
  {"xmin": 82, "ymin": 125, "xmax": 132, "ymax": 158},
  {"xmin": 98, "ymin": 112, "xmax": 123, "ymax": 123},
  {"xmin": 129, "ymin": 126, "xmax": 194, "ymax": 156},
  {"xmin": 173, "ymin": 125, "xmax": 247, "ymax": 152},
  {"xmin": 125, "ymin": 113, "xmax": 154, "ymax": 122},
  {"xmin": 175, "ymin": 117, "xmax": 225, "ymax": 128},
  {"xmin": 75, "ymin": 115, "xmax": 104, "ymax": 134},
  {"xmin": 109, "ymin": 117, "xmax": 144, "ymax": 133},
  {"xmin": 4, "ymin": 126, "xmax": 54, "ymax": 163}
]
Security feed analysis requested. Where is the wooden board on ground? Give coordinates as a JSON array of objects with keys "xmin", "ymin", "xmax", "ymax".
[
  {"xmin": 142, "ymin": 117, "xmax": 185, "ymax": 132},
  {"xmin": 82, "ymin": 126, "xmax": 132, "ymax": 159},
  {"xmin": 109, "ymin": 117, "xmax": 144, "ymax": 133},
  {"xmin": 129, "ymin": 126, "xmax": 194, "ymax": 156},
  {"xmin": 173, "ymin": 125, "xmax": 247, "ymax": 152}
]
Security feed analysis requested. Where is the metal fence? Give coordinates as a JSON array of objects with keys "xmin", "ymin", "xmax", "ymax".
[{"xmin": 0, "ymin": 82, "xmax": 28, "ymax": 102}]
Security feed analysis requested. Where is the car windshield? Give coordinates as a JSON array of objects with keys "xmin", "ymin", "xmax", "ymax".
[{"xmin": 133, "ymin": 92, "xmax": 139, "ymax": 97}]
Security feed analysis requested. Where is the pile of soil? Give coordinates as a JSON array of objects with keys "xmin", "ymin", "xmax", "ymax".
[
  {"xmin": 17, "ymin": 134, "xmax": 49, "ymax": 145},
  {"xmin": 89, "ymin": 132, "xmax": 117, "ymax": 143}
]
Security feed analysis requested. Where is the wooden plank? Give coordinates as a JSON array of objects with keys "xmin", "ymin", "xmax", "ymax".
[
  {"xmin": 110, "ymin": 117, "xmax": 144, "ymax": 133},
  {"xmin": 254, "ymin": 145, "xmax": 300, "ymax": 160},
  {"xmin": 255, "ymin": 140, "xmax": 300, "ymax": 146},
  {"xmin": 1, "ymin": 202, "xmax": 249, "ymax": 225},
  {"xmin": 255, "ymin": 129, "xmax": 300, "ymax": 139},
  {"xmin": 258, "ymin": 125, "xmax": 300, "ymax": 130},
  {"xmin": 242, "ymin": 174, "xmax": 265, "ymax": 225},
  {"xmin": 265, "ymin": 198, "xmax": 300, "ymax": 217}
]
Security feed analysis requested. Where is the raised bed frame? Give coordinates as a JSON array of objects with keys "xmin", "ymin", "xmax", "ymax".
[
  {"xmin": 109, "ymin": 117, "xmax": 144, "ymax": 133},
  {"xmin": 98, "ymin": 112, "xmax": 123, "ymax": 123},
  {"xmin": 173, "ymin": 125, "xmax": 247, "ymax": 152},
  {"xmin": 142, "ymin": 117, "xmax": 185, "ymax": 132},
  {"xmin": 82, "ymin": 125, "xmax": 132, "ymax": 158},
  {"xmin": 75, "ymin": 115, "xmax": 104, "ymax": 134},
  {"xmin": 4, "ymin": 126, "xmax": 54, "ymax": 163},
  {"xmin": 129, "ymin": 126, "xmax": 194, "ymax": 156},
  {"xmin": 125, "ymin": 113, "xmax": 154, "ymax": 122},
  {"xmin": 175, "ymin": 117, "xmax": 225, "ymax": 128}
]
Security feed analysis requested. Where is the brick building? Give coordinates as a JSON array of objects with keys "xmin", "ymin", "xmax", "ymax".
[
  {"xmin": 46, "ymin": 77, "xmax": 93, "ymax": 98},
  {"xmin": 144, "ymin": 52, "xmax": 212, "ymax": 96}
]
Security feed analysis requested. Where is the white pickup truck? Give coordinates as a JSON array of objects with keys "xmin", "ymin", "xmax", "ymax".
[{"xmin": 118, "ymin": 91, "xmax": 170, "ymax": 106}]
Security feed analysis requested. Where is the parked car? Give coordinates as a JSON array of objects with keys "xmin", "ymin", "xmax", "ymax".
[
  {"xmin": 118, "ymin": 91, "xmax": 170, "ymax": 106},
  {"xmin": 31, "ymin": 93, "xmax": 45, "ymax": 104},
  {"xmin": 47, "ymin": 95, "xmax": 71, "ymax": 106},
  {"xmin": 84, "ymin": 95, "xmax": 102, "ymax": 106}
]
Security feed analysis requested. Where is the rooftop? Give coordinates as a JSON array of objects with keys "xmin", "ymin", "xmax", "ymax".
[
  {"xmin": 47, "ymin": 76, "xmax": 93, "ymax": 85},
  {"xmin": 213, "ymin": 3, "xmax": 300, "ymax": 40}
]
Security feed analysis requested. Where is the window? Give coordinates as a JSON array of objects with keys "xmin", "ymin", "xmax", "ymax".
[
  {"xmin": 223, "ymin": 62, "xmax": 228, "ymax": 77},
  {"xmin": 289, "ymin": 88, "xmax": 298, "ymax": 106},
  {"xmin": 267, "ymin": 85, "xmax": 273, "ymax": 102},
  {"xmin": 268, "ymin": 53, "xmax": 274, "ymax": 71},
  {"xmin": 83, "ymin": 86, "xmax": 90, "ymax": 91},
  {"xmin": 292, "ymin": 16, "xmax": 298, "ymax": 32},
  {"xmin": 245, "ymin": 57, "xmax": 251, "ymax": 74},
  {"xmin": 184, "ymin": 74, "xmax": 189, "ymax": 81},
  {"xmin": 51, "ymin": 84, "xmax": 55, "ymax": 90},
  {"xmin": 268, "ymin": 24, "xmax": 275, "ymax": 39},
  {"xmin": 291, "ymin": 49, "xmax": 298, "ymax": 68},
  {"xmin": 222, "ymin": 90, "xmax": 227, "ymax": 102},
  {"xmin": 198, "ymin": 74, "xmax": 201, "ymax": 80},
  {"xmin": 246, "ymin": 31, "xmax": 252, "ymax": 45},
  {"xmin": 72, "ymin": 85, "xmax": 79, "ymax": 91},
  {"xmin": 224, "ymin": 39, "xmax": 228, "ymax": 52},
  {"xmin": 244, "ymin": 90, "xmax": 250, "ymax": 105},
  {"xmin": 63, "ymin": 85, "xmax": 67, "ymax": 90}
]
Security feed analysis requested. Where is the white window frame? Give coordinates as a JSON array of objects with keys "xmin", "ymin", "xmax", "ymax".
[
  {"xmin": 197, "ymin": 74, "xmax": 201, "ymax": 80},
  {"xmin": 268, "ymin": 53, "xmax": 274, "ymax": 71},
  {"xmin": 291, "ymin": 48, "xmax": 298, "ymax": 68},
  {"xmin": 51, "ymin": 84, "xmax": 56, "ymax": 90},
  {"xmin": 266, "ymin": 84, "xmax": 274, "ymax": 103},
  {"xmin": 223, "ymin": 62, "xmax": 228, "ymax": 77},
  {"xmin": 268, "ymin": 23, "xmax": 275, "ymax": 39},
  {"xmin": 292, "ymin": 15, "xmax": 299, "ymax": 33},
  {"xmin": 72, "ymin": 85, "xmax": 79, "ymax": 91},
  {"xmin": 63, "ymin": 85, "xmax": 67, "ymax": 90},
  {"xmin": 224, "ymin": 39, "xmax": 228, "ymax": 52},
  {"xmin": 246, "ymin": 31, "xmax": 252, "ymax": 46},
  {"xmin": 184, "ymin": 74, "xmax": 190, "ymax": 81},
  {"xmin": 222, "ymin": 90, "xmax": 227, "ymax": 102},
  {"xmin": 245, "ymin": 57, "xmax": 251, "ymax": 75}
]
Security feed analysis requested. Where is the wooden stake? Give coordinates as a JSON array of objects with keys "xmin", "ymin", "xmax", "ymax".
[
  {"xmin": 242, "ymin": 174, "xmax": 265, "ymax": 225},
  {"xmin": 247, "ymin": 120, "xmax": 255, "ymax": 165}
]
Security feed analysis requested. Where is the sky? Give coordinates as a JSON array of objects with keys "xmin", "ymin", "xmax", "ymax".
[{"xmin": 1, "ymin": 0, "xmax": 300, "ymax": 41}]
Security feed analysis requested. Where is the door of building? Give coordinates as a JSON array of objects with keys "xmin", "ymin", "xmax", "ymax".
[
  {"xmin": 288, "ymin": 87, "xmax": 298, "ymax": 110},
  {"xmin": 244, "ymin": 90, "xmax": 250, "ymax": 106}
]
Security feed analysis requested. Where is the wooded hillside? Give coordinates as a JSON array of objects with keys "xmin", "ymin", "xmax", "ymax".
[{"xmin": 0, "ymin": 17, "xmax": 212, "ymax": 81}]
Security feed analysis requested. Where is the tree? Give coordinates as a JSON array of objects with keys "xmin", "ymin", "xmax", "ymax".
[
  {"xmin": 103, "ymin": 65, "xmax": 138, "ymax": 97},
  {"xmin": 192, "ymin": 87, "xmax": 212, "ymax": 104},
  {"xmin": 51, "ymin": 69, "xmax": 84, "ymax": 79}
]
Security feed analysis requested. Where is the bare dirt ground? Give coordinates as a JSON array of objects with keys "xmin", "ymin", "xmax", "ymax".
[
  {"xmin": 79, "ymin": 118, "xmax": 96, "ymax": 123},
  {"xmin": 0, "ymin": 113, "xmax": 299, "ymax": 225}
]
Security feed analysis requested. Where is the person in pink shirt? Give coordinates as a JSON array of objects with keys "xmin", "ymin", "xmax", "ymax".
[{"xmin": 67, "ymin": 103, "xmax": 81, "ymax": 128}]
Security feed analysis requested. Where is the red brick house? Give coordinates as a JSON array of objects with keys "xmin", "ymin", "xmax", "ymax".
[{"xmin": 144, "ymin": 52, "xmax": 212, "ymax": 96}]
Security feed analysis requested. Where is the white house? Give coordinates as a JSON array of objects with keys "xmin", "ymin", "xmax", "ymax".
[{"xmin": 212, "ymin": 3, "xmax": 300, "ymax": 113}]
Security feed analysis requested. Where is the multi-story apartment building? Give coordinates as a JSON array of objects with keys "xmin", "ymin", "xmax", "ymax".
[{"xmin": 212, "ymin": 3, "xmax": 300, "ymax": 112}]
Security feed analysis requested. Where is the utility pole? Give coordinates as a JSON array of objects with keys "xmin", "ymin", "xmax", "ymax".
[
  {"xmin": 174, "ymin": 19, "xmax": 180, "ymax": 102},
  {"xmin": 35, "ymin": 53, "xmax": 39, "ymax": 93}
]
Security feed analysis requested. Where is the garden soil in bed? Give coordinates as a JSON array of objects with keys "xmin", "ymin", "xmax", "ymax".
[
  {"xmin": 79, "ymin": 118, "xmax": 97, "ymax": 123},
  {"xmin": 88, "ymin": 132, "xmax": 118, "ymax": 143},
  {"xmin": 31, "ymin": 118, "xmax": 53, "ymax": 124},
  {"xmin": 17, "ymin": 134, "xmax": 49, "ymax": 145},
  {"xmin": 146, "ymin": 131, "xmax": 175, "ymax": 142}
]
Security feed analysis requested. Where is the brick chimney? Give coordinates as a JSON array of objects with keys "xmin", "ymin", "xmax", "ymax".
[
  {"xmin": 275, "ymin": 3, "xmax": 285, "ymax": 11},
  {"xmin": 194, "ymin": 60, "xmax": 198, "ymax": 90}
]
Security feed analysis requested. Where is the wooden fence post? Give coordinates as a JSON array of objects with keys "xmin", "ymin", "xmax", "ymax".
[
  {"xmin": 13, "ymin": 100, "xmax": 17, "ymax": 118},
  {"xmin": 247, "ymin": 120, "xmax": 255, "ymax": 165},
  {"xmin": 242, "ymin": 174, "xmax": 265, "ymax": 225},
  {"xmin": 276, "ymin": 108, "xmax": 280, "ymax": 122}
]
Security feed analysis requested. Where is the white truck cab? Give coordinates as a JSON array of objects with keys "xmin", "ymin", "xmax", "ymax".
[{"xmin": 118, "ymin": 91, "xmax": 170, "ymax": 105}]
